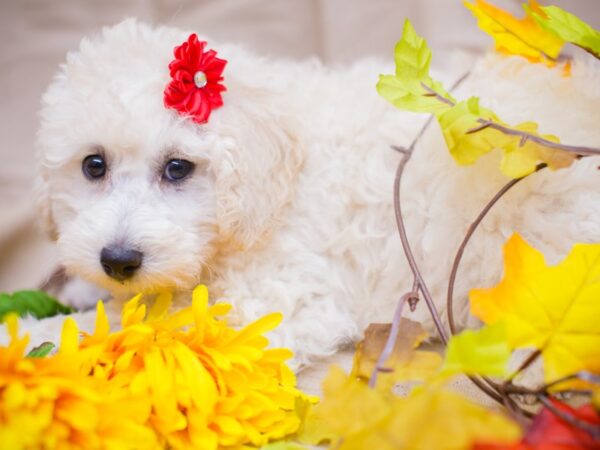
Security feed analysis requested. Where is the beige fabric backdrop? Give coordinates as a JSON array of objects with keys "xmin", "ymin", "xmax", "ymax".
[{"xmin": 0, "ymin": 0, "xmax": 599, "ymax": 291}]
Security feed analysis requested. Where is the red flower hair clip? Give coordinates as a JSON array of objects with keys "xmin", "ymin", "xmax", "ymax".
[{"xmin": 164, "ymin": 34, "xmax": 227, "ymax": 124}]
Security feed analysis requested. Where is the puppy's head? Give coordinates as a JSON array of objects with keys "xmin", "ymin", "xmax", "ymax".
[{"xmin": 36, "ymin": 19, "xmax": 303, "ymax": 295}]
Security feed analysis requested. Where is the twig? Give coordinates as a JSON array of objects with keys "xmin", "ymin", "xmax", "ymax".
[
  {"xmin": 502, "ymin": 393, "xmax": 531, "ymax": 429},
  {"xmin": 368, "ymin": 291, "xmax": 418, "ymax": 388},
  {"xmin": 499, "ymin": 371, "xmax": 599, "ymax": 398},
  {"xmin": 387, "ymin": 74, "xmax": 471, "ymax": 345},
  {"xmin": 421, "ymin": 80, "xmax": 600, "ymax": 158},
  {"xmin": 420, "ymin": 82, "xmax": 456, "ymax": 107},
  {"xmin": 507, "ymin": 349, "xmax": 542, "ymax": 382},
  {"xmin": 538, "ymin": 395, "xmax": 600, "ymax": 440},
  {"xmin": 444, "ymin": 165, "xmax": 547, "ymax": 409},
  {"xmin": 473, "ymin": 120, "xmax": 600, "ymax": 156},
  {"xmin": 445, "ymin": 165, "xmax": 546, "ymax": 333},
  {"xmin": 393, "ymin": 147, "xmax": 449, "ymax": 344}
]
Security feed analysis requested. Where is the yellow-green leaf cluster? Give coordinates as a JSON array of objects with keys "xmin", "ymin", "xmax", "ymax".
[
  {"xmin": 377, "ymin": 18, "xmax": 577, "ymax": 178},
  {"xmin": 377, "ymin": 20, "xmax": 454, "ymax": 114},
  {"xmin": 470, "ymin": 234, "xmax": 600, "ymax": 387}
]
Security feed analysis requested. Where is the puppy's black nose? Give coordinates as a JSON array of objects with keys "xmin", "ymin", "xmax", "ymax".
[{"xmin": 100, "ymin": 246, "xmax": 143, "ymax": 281}]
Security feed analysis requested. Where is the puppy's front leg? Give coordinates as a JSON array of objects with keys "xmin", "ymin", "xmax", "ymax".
[
  {"xmin": 56, "ymin": 276, "xmax": 109, "ymax": 310},
  {"xmin": 0, "ymin": 299, "xmax": 121, "ymax": 352},
  {"xmin": 212, "ymin": 267, "xmax": 361, "ymax": 371}
]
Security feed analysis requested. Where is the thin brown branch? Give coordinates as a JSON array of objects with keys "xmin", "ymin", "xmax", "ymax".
[
  {"xmin": 502, "ymin": 393, "xmax": 531, "ymax": 429},
  {"xmin": 446, "ymin": 164, "xmax": 547, "ymax": 334},
  {"xmin": 498, "ymin": 371, "xmax": 599, "ymax": 399},
  {"xmin": 539, "ymin": 395, "xmax": 600, "ymax": 440},
  {"xmin": 420, "ymin": 82, "xmax": 456, "ymax": 107},
  {"xmin": 388, "ymin": 74, "xmax": 471, "ymax": 345},
  {"xmin": 393, "ymin": 149, "xmax": 449, "ymax": 344},
  {"xmin": 507, "ymin": 349, "xmax": 542, "ymax": 382},
  {"xmin": 465, "ymin": 122, "xmax": 492, "ymax": 134},
  {"xmin": 444, "ymin": 165, "xmax": 548, "ymax": 411},
  {"xmin": 368, "ymin": 291, "xmax": 418, "ymax": 388},
  {"xmin": 474, "ymin": 120, "xmax": 600, "ymax": 156},
  {"xmin": 535, "ymin": 371, "xmax": 600, "ymax": 394},
  {"xmin": 389, "ymin": 72, "xmax": 523, "ymax": 405},
  {"xmin": 422, "ymin": 77, "xmax": 600, "ymax": 158}
]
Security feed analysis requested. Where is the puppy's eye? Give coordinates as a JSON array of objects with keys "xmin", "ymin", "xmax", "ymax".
[
  {"xmin": 82, "ymin": 154, "xmax": 106, "ymax": 179},
  {"xmin": 163, "ymin": 159, "xmax": 195, "ymax": 182}
]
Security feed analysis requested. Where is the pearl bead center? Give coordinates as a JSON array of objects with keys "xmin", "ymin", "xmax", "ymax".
[{"xmin": 194, "ymin": 71, "xmax": 207, "ymax": 88}]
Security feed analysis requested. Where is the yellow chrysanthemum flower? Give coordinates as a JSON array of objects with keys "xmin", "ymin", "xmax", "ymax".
[
  {"xmin": 0, "ymin": 315, "xmax": 158, "ymax": 450},
  {"xmin": 0, "ymin": 285, "xmax": 313, "ymax": 450},
  {"xmin": 81, "ymin": 285, "xmax": 310, "ymax": 449}
]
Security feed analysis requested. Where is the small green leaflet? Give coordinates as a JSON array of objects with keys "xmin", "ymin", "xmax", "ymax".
[
  {"xmin": 0, "ymin": 290, "xmax": 73, "ymax": 322},
  {"xmin": 441, "ymin": 323, "xmax": 511, "ymax": 377},
  {"xmin": 27, "ymin": 341, "xmax": 56, "ymax": 358},
  {"xmin": 377, "ymin": 19, "xmax": 455, "ymax": 115},
  {"xmin": 529, "ymin": 5, "xmax": 600, "ymax": 59}
]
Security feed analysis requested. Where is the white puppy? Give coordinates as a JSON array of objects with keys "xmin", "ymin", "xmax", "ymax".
[{"xmin": 18, "ymin": 19, "xmax": 600, "ymax": 368}]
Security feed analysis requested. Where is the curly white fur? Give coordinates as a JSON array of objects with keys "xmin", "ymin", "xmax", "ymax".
[{"xmin": 10, "ymin": 20, "xmax": 600, "ymax": 369}]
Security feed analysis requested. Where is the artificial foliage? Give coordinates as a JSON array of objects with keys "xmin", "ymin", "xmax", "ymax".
[
  {"xmin": 470, "ymin": 234, "xmax": 600, "ymax": 386},
  {"xmin": 0, "ymin": 290, "xmax": 72, "ymax": 322},
  {"xmin": 0, "ymin": 286, "xmax": 313, "ymax": 449},
  {"xmin": 299, "ymin": 1, "xmax": 600, "ymax": 449},
  {"xmin": 465, "ymin": 0, "xmax": 564, "ymax": 66},
  {"xmin": 377, "ymin": 16, "xmax": 584, "ymax": 179},
  {"xmin": 2, "ymin": 1, "xmax": 600, "ymax": 449}
]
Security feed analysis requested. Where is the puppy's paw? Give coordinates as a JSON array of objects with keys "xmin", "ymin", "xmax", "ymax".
[{"xmin": 58, "ymin": 277, "xmax": 109, "ymax": 310}]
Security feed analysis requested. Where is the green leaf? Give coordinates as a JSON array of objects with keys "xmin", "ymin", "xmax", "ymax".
[
  {"xmin": 530, "ymin": 5, "xmax": 600, "ymax": 59},
  {"xmin": 0, "ymin": 290, "xmax": 73, "ymax": 322},
  {"xmin": 26, "ymin": 341, "xmax": 56, "ymax": 358},
  {"xmin": 377, "ymin": 19, "xmax": 455, "ymax": 114},
  {"xmin": 441, "ymin": 323, "xmax": 511, "ymax": 377}
]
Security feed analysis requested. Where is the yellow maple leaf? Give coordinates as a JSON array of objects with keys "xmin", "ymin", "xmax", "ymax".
[
  {"xmin": 465, "ymin": 0, "xmax": 564, "ymax": 65},
  {"xmin": 351, "ymin": 320, "xmax": 442, "ymax": 390},
  {"xmin": 470, "ymin": 234, "xmax": 600, "ymax": 386},
  {"xmin": 301, "ymin": 366, "xmax": 521, "ymax": 450}
]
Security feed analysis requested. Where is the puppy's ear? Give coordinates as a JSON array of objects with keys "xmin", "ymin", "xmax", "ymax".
[
  {"xmin": 34, "ymin": 163, "xmax": 58, "ymax": 240},
  {"xmin": 210, "ymin": 92, "xmax": 305, "ymax": 250}
]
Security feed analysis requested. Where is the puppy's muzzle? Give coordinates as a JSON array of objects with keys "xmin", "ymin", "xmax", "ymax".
[{"xmin": 100, "ymin": 246, "xmax": 143, "ymax": 281}]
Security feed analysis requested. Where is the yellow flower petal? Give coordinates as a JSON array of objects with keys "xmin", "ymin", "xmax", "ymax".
[{"xmin": 59, "ymin": 317, "xmax": 80, "ymax": 355}]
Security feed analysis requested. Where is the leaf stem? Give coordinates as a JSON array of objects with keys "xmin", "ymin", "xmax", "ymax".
[
  {"xmin": 420, "ymin": 82, "xmax": 456, "ymax": 107},
  {"xmin": 507, "ymin": 349, "xmax": 542, "ymax": 382},
  {"xmin": 368, "ymin": 291, "xmax": 417, "ymax": 388},
  {"xmin": 473, "ymin": 120, "xmax": 600, "ymax": 156},
  {"xmin": 421, "ymin": 80, "xmax": 600, "ymax": 158},
  {"xmin": 445, "ymin": 166, "xmax": 546, "ymax": 334},
  {"xmin": 538, "ymin": 395, "xmax": 600, "ymax": 440},
  {"xmin": 393, "ymin": 143, "xmax": 449, "ymax": 344}
]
